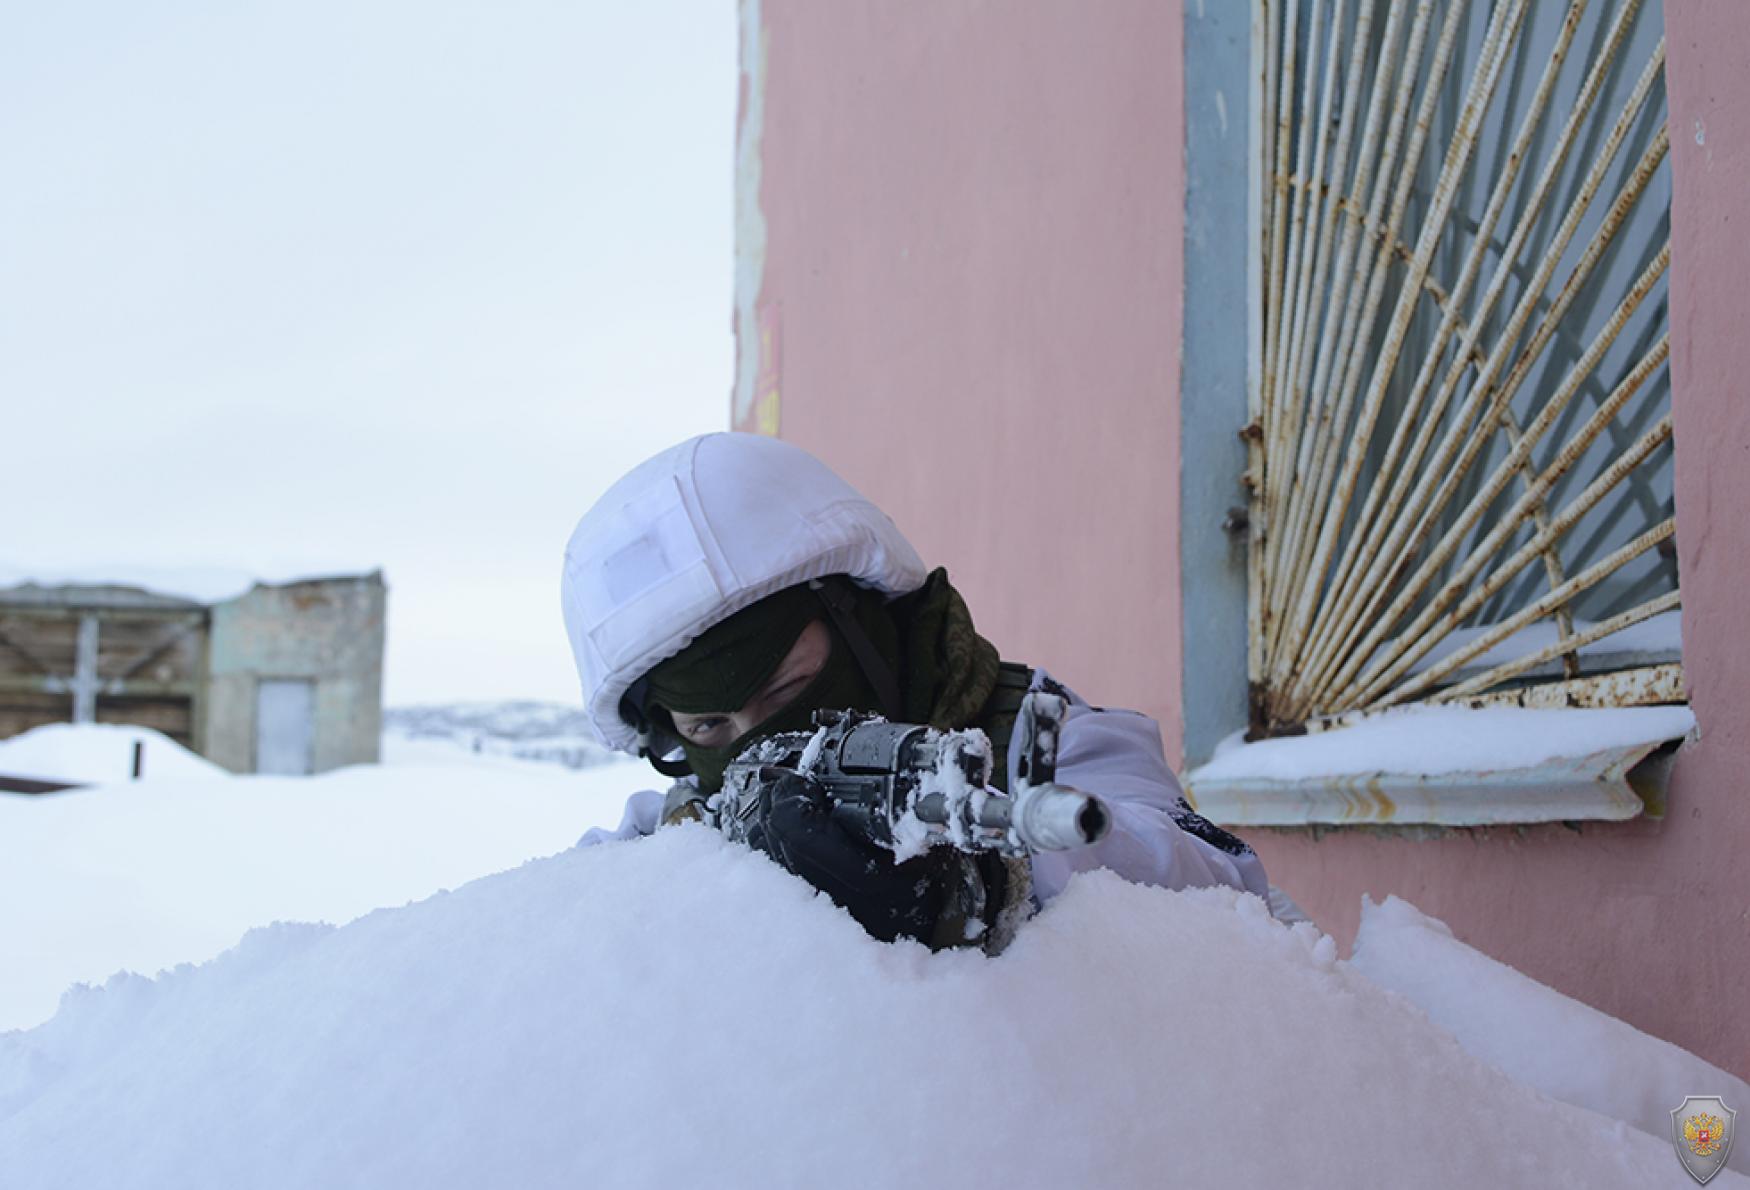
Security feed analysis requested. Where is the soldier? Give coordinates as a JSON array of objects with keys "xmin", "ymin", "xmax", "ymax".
[{"xmin": 562, "ymin": 432, "xmax": 1271, "ymax": 950}]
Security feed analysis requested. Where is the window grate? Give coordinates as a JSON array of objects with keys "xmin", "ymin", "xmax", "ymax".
[{"xmin": 1246, "ymin": 0, "xmax": 1677, "ymax": 735}]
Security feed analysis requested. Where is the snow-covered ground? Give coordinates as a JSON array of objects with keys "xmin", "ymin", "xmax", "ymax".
[
  {"xmin": 3, "ymin": 723, "xmax": 1743, "ymax": 1187},
  {"xmin": 0, "ymin": 725, "xmax": 645, "ymax": 1032},
  {"xmin": 0, "ymin": 722, "xmax": 228, "ymax": 785},
  {"xmin": 1, "ymin": 826, "xmax": 1737, "ymax": 1189},
  {"xmin": 382, "ymin": 700, "xmax": 619, "ymax": 771}
]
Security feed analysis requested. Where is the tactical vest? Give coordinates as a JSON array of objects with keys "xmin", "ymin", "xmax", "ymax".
[{"xmin": 973, "ymin": 660, "xmax": 1037, "ymax": 794}]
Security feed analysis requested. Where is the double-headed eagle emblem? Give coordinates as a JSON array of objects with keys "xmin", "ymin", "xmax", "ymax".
[
  {"xmin": 1684, "ymin": 1112, "xmax": 1727, "ymax": 1158},
  {"xmin": 1672, "ymin": 1096, "xmax": 1737, "ymax": 1185}
]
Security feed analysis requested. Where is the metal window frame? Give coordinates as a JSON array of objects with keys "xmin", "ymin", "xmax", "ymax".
[{"xmin": 1180, "ymin": 0, "xmax": 1688, "ymax": 826}]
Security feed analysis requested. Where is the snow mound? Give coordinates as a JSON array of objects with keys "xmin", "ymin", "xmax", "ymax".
[
  {"xmin": 0, "ymin": 723, "xmax": 226, "ymax": 785},
  {"xmin": 0, "ymin": 757, "xmax": 643, "ymax": 1032},
  {"xmin": 0, "ymin": 828, "xmax": 1717, "ymax": 1189},
  {"xmin": 1351, "ymin": 894, "xmax": 1750, "ymax": 1173}
]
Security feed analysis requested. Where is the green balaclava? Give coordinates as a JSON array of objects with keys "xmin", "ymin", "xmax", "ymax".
[{"xmin": 642, "ymin": 581, "xmax": 889, "ymax": 792}]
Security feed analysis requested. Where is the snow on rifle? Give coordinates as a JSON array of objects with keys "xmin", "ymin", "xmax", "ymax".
[{"xmin": 713, "ymin": 691, "xmax": 1111, "ymax": 859}]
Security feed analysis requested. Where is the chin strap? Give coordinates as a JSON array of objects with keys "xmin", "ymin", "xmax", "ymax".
[
  {"xmin": 644, "ymin": 746, "xmax": 695, "ymax": 779},
  {"xmin": 810, "ymin": 577, "xmax": 904, "ymax": 721}
]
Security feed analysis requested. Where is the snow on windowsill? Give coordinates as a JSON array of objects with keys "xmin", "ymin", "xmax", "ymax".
[
  {"xmin": 1185, "ymin": 703, "xmax": 1696, "ymax": 828},
  {"xmin": 1194, "ymin": 703, "xmax": 1695, "ymax": 782}
]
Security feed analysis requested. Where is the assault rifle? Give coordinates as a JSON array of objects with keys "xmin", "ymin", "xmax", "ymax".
[{"xmin": 713, "ymin": 690, "xmax": 1111, "ymax": 859}]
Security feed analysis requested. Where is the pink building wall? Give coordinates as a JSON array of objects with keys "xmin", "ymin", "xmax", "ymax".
[
  {"xmin": 740, "ymin": 0, "xmax": 1748, "ymax": 1074},
  {"xmin": 737, "ymin": 0, "xmax": 1187, "ymax": 763},
  {"xmin": 1246, "ymin": 2, "xmax": 1750, "ymax": 1077}
]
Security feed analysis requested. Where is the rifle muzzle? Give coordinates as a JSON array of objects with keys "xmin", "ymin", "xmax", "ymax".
[{"xmin": 912, "ymin": 782, "xmax": 1110, "ymax": 852}]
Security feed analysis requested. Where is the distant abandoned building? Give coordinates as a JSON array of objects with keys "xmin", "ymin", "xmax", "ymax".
[{"xmin": 0, "ymin": 573, "xmax": 386, "ymax": 775}]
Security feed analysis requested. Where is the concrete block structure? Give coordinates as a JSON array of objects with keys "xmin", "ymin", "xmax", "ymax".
[
  {"xmin": 0, "ymin": 572, "xmax": 385, "ymax": 776},
  {"xmin": 201, "ymin": 574, "xmax": 386, "ymax": 775}
]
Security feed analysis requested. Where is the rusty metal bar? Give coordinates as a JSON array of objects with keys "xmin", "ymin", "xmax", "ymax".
[
  {"xmin": 1262, "ymin": 0, "xmax": 1438, "ymax": 649},
  {"xmin": 1376, "ymin": 518, "xmax": 1675, "ymax": 708},
  {"xmin": 1271, "ymin": 0, "xmax": 1412, "ymax": 598},
  {"xmin": 1310, "ymin": 108, "xmax": 1671, "ymax": 714},
  {"xmin": 1271, "ymin": 0, "xmax": 1519, "ymax": 697},
  {"xmin": 1292, "ymin": 3, "xmax": 1655, "ymax": 708},
  {"xmin": 1292, "ymin": 0, "xmax": 1595, "ymax": 699},
  {"xmin": 1434, "ymin": 591, "xmax": 1681, "ymax": 702},
  {"xmin": 1260, "ymin": 0, "xmax": 1323, "ymax": 598},
  {"xmin": 1247, "ymin": 0, "xmax": 1277, "ymax": 693},
  {"xmin": 1335, "ymin": 250, "xmax": 1670, "ymax": 709},
  {"xmin": 1276, "ymin": 0, "xmax": 1375, "ymax": 590},
  {"xmin": 1457, "ymin": 409, "xmax": 1671, "ymax": 620},
  {"xmin": 1264, "ymin": 0, "xmax": 1295, "ymax": 432},
  {"xmin": 1337, "ymin": 292, "xmax": 1666, "ymax": 710},
  {"xmin": 1347, "ymin": 346, "xmax": 1672, "ymax": 709},
  {"xmin": 1439, "ymin": 661, "xmax": 1685, "ymax": 709},
  {"xmin": 1247, "ymin": 0, "xmax": 1677, "ymax": 747},
  {"xmin": 1304, "ymin": 656, "xmax": 1684, "ymax": 728},
  {"xmin": 1498, "ymin": 408, "xmax": 1582, "ymax": 679},
  {"xmin": 1266, "ymin": 0, "xmax": 1470, "ymax": 673},
  {"xmin": 1266, "ymin": 0, "xmax": 1450, "ymax": 645}
]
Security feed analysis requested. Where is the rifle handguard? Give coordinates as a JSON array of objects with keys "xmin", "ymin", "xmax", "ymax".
[{"xmin": 712, "ymin": 691, "xmax": 1110, "ymax": 859}]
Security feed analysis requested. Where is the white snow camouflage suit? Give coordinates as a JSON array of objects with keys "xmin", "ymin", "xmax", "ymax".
[{"xmin": 560, "ymin": 432, "xmax": 1271, "ymax": 910}]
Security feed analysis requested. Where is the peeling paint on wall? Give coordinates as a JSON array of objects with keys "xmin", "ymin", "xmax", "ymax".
[
  {"xmin": 733, "ymin": 0, "xmax": 773, "ymax": 434},
  {"xmin": 749, "ymin": 300, "xmax": 780, "ymax": 435}
]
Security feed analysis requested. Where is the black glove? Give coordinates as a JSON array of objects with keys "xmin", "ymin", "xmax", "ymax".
[{"xmin": 745, "ymin": 772, "xmax": 965, "ymax": 946}]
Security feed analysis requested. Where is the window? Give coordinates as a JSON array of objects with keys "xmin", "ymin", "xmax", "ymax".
[{"xmin": 1243, "ymin": 0, "xmax": 1676, "ymax": 736}]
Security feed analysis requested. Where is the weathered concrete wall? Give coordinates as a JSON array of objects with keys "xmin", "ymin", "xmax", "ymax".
[
  {"xmin": 738, "ymin": 0, "xmax": 1187, "ymax": 758},
  {"xmin": 1247, "ymin": 8, "xmax": 1750, "ymax": 1077},
  {"xmin": 204, "ymin": 574, "xmax": 386, "ymax": 773}
]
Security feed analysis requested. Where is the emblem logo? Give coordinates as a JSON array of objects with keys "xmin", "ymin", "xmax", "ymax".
[{"xmin": 1672, "ymin": 1096, "xmax": 1738, "ymax": 1185}]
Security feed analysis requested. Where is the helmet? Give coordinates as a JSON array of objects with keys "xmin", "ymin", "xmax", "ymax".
[{"xmin": 561, "ymin": 433, "xmax": 928, "ymax": 754}]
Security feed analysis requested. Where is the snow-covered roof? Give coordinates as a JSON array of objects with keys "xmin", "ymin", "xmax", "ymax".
[
  {"xmin": 0, "ymin": 563, "xmax": 259, "ymax": 606},
  {"xmin": 0, "ymin": 563, "xmax": 382, "ymax": 609},
  {"xmin": 0, "ymin": 583, "xmax": 205, "ymax": 613}
]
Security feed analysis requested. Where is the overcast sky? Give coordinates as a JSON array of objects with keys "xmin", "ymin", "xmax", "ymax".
[{"xmin": 3, "ymin": 2, "xmax": 735, "ymax": 705}]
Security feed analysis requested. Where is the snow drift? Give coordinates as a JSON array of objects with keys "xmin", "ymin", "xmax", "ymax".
[
  {"xmin": 0, "ymin": 827, "xmax": 1721, "ymax": 1190},
  {"xmin": 1352, "ymin": 894, "xmax": 1750, "ymax": 1174},
  {"xmin": 0, "ymin": 723, "xmax": 225, "ymax": 785},
  {"xmin": 0, "ymin": 732, "xmax": 642, "ymax": 1031}
]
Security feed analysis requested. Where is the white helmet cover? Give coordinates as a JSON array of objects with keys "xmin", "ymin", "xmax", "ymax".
[{"xmin": 561, "ymin": 433, "xmax": 928, "ymax": 753}]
